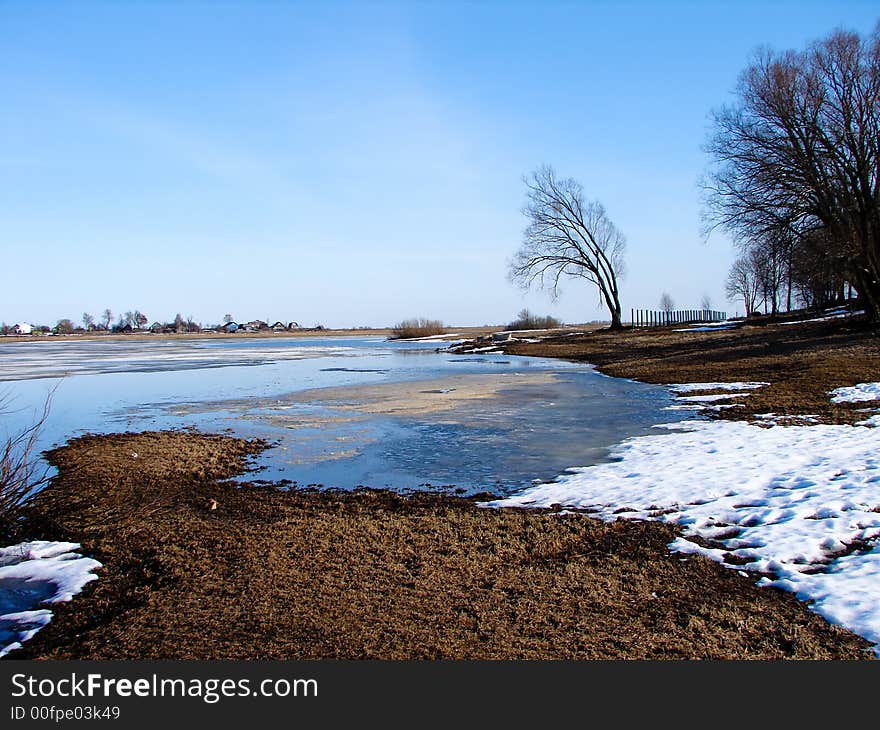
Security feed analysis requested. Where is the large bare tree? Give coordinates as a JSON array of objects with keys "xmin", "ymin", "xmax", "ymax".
[
  {"xmin": 703, "ymin": 24, "xmax": 880, "ymax": 322},
  {"xmin": 510, "ymin": 165, "xmax": 626, "ymax": 329}
]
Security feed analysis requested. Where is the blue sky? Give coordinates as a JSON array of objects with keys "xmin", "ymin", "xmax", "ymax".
[{"xmin": 1, "ymin": 1, "xmax": 877, "ymax": 328}]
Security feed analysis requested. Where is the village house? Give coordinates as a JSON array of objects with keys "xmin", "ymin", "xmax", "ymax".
[
  {"xmin": 13, "ymin": 323, "xmax": 32, "ymax": 335},
  {"xmin": 245, "ymin": 320, "xmax": 268, "ymax": 331}
]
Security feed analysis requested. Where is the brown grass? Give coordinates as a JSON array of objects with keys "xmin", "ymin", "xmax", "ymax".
[
  {"xmin": 14, "ymin": 430, "xmax": 872, "ymax": 660},
  {"xmin": 506, "ymin": 317, "xmax": 880, "ymax": 424}
]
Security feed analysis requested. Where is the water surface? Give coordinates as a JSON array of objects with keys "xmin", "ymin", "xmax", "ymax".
[{"xmin": 0, "ymin": 336, "xmax": 686, "ymax": 495}]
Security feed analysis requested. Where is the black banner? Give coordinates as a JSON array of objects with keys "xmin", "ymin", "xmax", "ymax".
[{"xmin": 0, "ymin": 660, "xmax": 874, "ymax": 726}]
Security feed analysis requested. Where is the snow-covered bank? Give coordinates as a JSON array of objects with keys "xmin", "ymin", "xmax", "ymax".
[
  {"xmin": 0, "ymin": 541, "xmax": 101, "ymax": 657},
  {"xmin": 492, "ymin": 382, "xmax": 880, "ymax": 652}
]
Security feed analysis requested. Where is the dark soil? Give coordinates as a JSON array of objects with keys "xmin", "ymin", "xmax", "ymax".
[{"xmin": 13, "ymin": 430, "xmax": 873, "ymax": 660}]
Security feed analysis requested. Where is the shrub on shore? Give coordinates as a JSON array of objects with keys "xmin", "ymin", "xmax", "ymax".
[
  {"xmin": 389, "ymin": 318, "xmax": 446, "ymax": 340},
  {"xmin": 0, "ymin": 396, "xmax": 50, "ymax": 541},
  {"xmin": 507, "ymin": 309, "xmax": 562, "ymax": 330}
]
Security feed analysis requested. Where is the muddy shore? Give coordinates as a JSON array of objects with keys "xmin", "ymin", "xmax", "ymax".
[{"xmin": 9, "ymin": 315, "xmax": 879, "ymax": 659}]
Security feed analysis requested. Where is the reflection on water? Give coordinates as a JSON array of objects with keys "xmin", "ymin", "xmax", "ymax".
[{"xmin": 0, "ymin": 336, "xmax": 687, "ymax": 495}]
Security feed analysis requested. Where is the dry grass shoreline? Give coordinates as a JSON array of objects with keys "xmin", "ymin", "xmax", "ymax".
[
  {"xmin": 506, "ymin": 316, "xmax": 880, "ymax": 424},
  {"xmin": 7, "ymin": 314, "xmax": 879, "ymax": 660},
  {"xmin": 13, "ymin": 431, "xmax": 871, "ymax": 659}
]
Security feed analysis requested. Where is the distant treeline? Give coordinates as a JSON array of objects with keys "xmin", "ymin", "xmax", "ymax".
[
  {"xmin": 1, "ymin": 311, "xmax": 317, "ymax": 336},
  {"xmin": 506, "ymin": 309, "xmax": 562, "ymax": 330}
]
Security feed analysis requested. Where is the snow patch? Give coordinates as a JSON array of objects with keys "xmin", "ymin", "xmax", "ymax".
[
  {"xmin": 669, "ymin": 382, "xmax": 768, "ymax": 393},
  {"xmin": 830, "ymin": 383, "xmax": 880, "ymax": 404},
  {"xmin": 673, "ymin": 321, "xmax": 739, "ymax": 332},
  {"xmin": 778, "ymin": 310, "xmax": 864, "ymax": 325},
  {"xmin": 0, "ymin": 541, "xmax": 101, "ymax": 657},
  {"xmin": 490, "ymin": 418, "xmax": 880, "ymax": 653},
  {"xmin": 676, "ymin": 393, "xmax": 752, "ymax": 403},
  {"xmin": 395, "ymin": 333, "xmax": 463, "ymax": 342}
]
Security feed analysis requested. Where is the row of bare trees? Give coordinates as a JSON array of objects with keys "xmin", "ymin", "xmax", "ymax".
[
  {"xmin": 76, "ymin": 309, "xmax": 147, "ymax": 332},
  {"xmin": 723, "ymin": 233, "xmax": 855, "ymax": 317},
  {"xmin": 705, "ymin": 23, "xmax": 880, "ymax": 321}
]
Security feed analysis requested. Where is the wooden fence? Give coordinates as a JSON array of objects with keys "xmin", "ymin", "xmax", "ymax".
[{"xmin": 630, "ymin": 309, "xmax": 728, "ymax": 328}]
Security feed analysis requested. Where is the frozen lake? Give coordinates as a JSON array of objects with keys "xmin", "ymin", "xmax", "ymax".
[{"xmin": 0, "ymin": 335, "xmax": 686, "ymax": 495}]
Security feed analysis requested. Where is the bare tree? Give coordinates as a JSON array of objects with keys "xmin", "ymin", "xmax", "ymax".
[
  {"xmin": 510, "ymin": 165, "xmax": 626, "ymax": 330},
  {"xmin": 101, "ymin": 309, "xmax": 113, "ymax": 330},
  {"xmin": 659, "ymin": 292, "xmax": 675, "ymax": 314},
  {"xmin": 700, "ymin": 293, "xmax": 713, "ymax": 311},
  {"xmin": 703, "ymin": 24, "xmax": 880, "ymax": 322},
  {"xmin": 791, "ymin": 228, "xmax": 848, "ymax": 310},
  {"xmin": 223, "ymin": 314, "xmax": 233, "ymax": 325},
  {"xmin": 82, "ymin": 313, "xmax": 94, "ymax": 331},
  {"xmin": 134, "ymin": 310, "xmax": 147, "ymax": 330},
  {"xmin": 54, "ymin": 319, "xmax": 75, "ymax": 335},
  {"xmin": 726, "ymin": 254, "xmax": 762, "ymax": 316}
]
